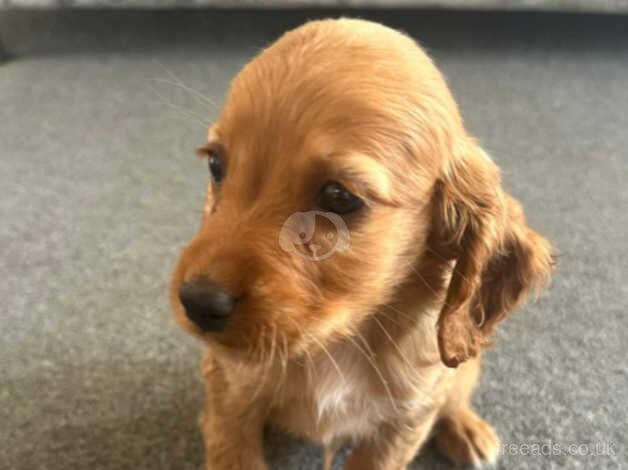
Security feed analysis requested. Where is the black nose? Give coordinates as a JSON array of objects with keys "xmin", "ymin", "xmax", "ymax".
[{"xmin": 178, "ymin": 279, "xmax": 236, "ymax": 332}]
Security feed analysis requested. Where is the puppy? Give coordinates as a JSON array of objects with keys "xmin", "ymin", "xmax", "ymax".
[{"xmin": 171, "ymin": 19, "xmax": 554, "ymax": 470}]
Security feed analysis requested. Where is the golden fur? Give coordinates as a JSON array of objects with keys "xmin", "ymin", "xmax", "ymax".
[{"xmin": 171, "ymin": 18, "xmax": 554, "ymax": 469}]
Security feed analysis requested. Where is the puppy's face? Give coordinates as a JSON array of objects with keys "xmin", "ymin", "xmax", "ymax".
[{"xmin": 171, "ymin": 20, "xmax": 553, "ymax": 366}]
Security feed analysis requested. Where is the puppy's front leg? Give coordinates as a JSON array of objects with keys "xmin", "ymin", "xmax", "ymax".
[
  {"xmin": 344, "ymin": 409, "xmax": 439, "ymax": 470},
  {"xmin": 200, "ymin": 353, "xmax": 268, "ymax": 470}
]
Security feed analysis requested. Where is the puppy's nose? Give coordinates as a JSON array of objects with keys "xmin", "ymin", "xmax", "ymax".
[{"xmin": 178, "ymin": 279, "xmax": 236, "ymax": 332}]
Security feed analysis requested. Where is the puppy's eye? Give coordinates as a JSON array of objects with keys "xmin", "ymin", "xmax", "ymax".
[
  {"xmin": 318, "ymin": 182, "xmax": 364, "ymax": 215},
  {"xmin": 208, "ymin": 151, "xmax": 225, "ymax": 183}
]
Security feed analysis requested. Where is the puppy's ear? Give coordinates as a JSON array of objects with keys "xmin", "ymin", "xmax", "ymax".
[{"xmin": 431, "ymin": 139, "xmax": 555, "ymax": 368}]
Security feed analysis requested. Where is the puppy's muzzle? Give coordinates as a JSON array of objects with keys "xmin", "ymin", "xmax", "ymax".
[{"xmin": 178, "ymin": 278, "xmax": 236, "ymax": 332}]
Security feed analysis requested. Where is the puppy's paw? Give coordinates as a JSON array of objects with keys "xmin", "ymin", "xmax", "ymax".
[{"xmin": 433, "ymin": 409, "xmax": 500, "ymax": 468}]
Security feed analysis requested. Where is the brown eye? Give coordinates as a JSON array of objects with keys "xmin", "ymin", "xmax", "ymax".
[
  {"xmin": 318, "ymin": 182, "xmax": 364, "ymax": 215},
  {"xmin": 208, "ymin": 151, "xmax": 225, "ymax": 183}
]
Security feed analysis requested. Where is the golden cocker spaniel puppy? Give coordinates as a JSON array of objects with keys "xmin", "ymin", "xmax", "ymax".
[{"xmin": 171, "ymin": 18, "xmax": 554, "ymax": 470}]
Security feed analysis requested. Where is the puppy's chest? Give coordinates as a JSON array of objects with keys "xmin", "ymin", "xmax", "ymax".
[
  {"xmin": 274, "ymin": 357, "xmax": 430, "ymax": 445},
  {"xmin": 312, "ymin": 374, "xmax": 395, "ymax": 442}
]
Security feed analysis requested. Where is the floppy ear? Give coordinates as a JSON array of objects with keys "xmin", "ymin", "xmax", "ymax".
[{"xmin": 431, "ymin": 139, "xmax": 555, "ymax": 368}]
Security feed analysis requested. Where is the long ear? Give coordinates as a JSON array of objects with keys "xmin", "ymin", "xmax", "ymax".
[{"xmin": 431, "ymin": 139, "xmax": 555, "ymax": 368}]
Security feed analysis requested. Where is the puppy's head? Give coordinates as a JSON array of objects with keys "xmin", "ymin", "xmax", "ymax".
[{"xmin": 171, "ymin": 19, "xmax": 554, "ymax": 366}]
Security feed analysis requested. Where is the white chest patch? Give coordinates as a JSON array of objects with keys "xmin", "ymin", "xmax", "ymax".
[
  {"xmin": 316, "ymin": 379, "xmax": 355, "ymax": 418},
  {"xmin": 313, "ymin": 373, "xmax": 405, "ymax": 444}
]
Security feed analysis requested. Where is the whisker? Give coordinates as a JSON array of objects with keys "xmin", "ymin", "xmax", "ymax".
[
  {"xmin": 289, "ymin": 320, "xmax": 316, "ymax": 376},
  {"xmin": 147, "ymin": 83, "xmax": 211, "ymax": 126},
  {"xmin": 424, "ymin": 246, "xmax": 474, "ymax": 288},
  {"xmin": 267, "ymin": 324, "xmax": 277, "ymax": 367},
  {"xmin": 375, "ymin": 308, "xmax": 405, "ymax": 327},
  {"xmin": 399, "ymin": 258, "xmax": 454, "ymax": 312},
  {"xmin": 346, "ymin": 333, "xmax": 398, "ymax": 413},
  {"xmin": 282, "ymin": 333, "xmax": 289, "ymax": 376},
  {"xmin": 371, "ymin": 314, "xmax": 414, "ymax": 370},
  {"xmin": 150, "ymin": 77, "xmax": 218, "ymax": 109},
  {"xmin": 271, "ymin": 332, "xmax": 289, "ymax": 403},
  {"xmin": 246, "ymin": 326, "xmax": 272, "ymax": 408},
  {"xmin": 380, "ymin": 303, "xmax": 417, "ymax": 323},
  {"xmin": 300, "ymin": 337, "xmax": 317, "ymax": 379},
  {"xmin": 372, "ymin": 314, "xmax": 441, "ymax": 401},
  {"xmin": 406, "ymin": 262, "xmax": 441, "ymax": 299},
  {"xmin": 152, "ymin": 59, "xmax": 219, "ymax": 108},
  {"xmin": 305, "ymin": 332, "xmax": 345, "ymax": 383}
]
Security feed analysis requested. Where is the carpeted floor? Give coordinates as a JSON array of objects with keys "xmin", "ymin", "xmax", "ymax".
[{"xmin": 1, "ymin": 9, "xmax": 626, "ymax": 470}]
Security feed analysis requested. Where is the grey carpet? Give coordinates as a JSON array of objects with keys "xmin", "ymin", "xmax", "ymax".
[{"xmin": 0, "ymin": 9, "xmax": 626, "ymax": 470}]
